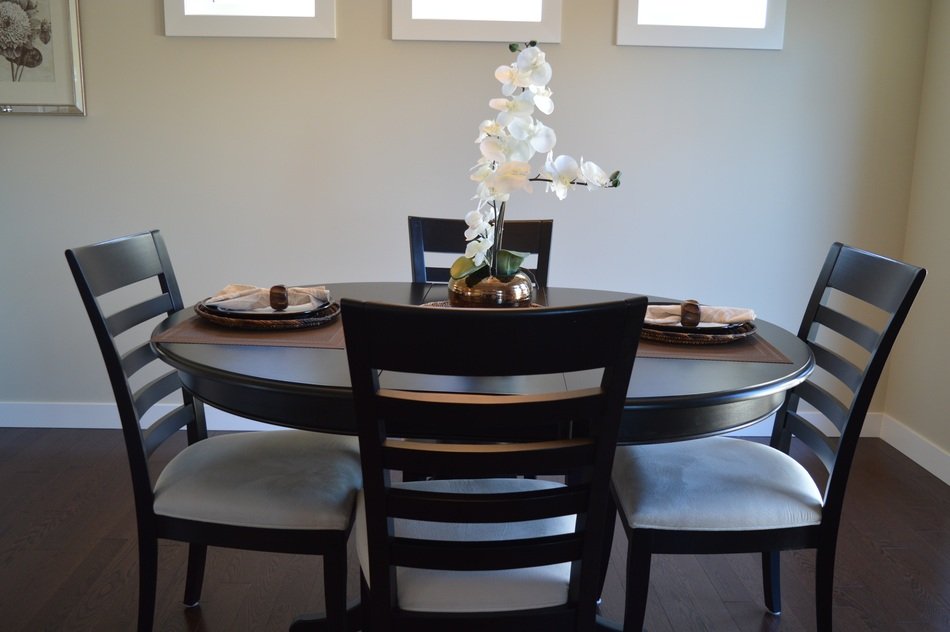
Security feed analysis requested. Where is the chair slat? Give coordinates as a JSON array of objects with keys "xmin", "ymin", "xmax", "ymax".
[
  {"xmin": 827, "ymin": 245, "xmax": 923, "ymax": 312},
  {"xmin": 106, "ymin": 293, "xmax": 175, "ymax": 338},
  {"xmin": 785, "ymin": 411, "xmax": 838, "ymax": 473},
  {"xmin": 383, "ymin": 439, "xmax": 595, "ymax": 478},
  {"xmin": 121, "ymin": 341, "xmax": 159, "ymax": 379},
  {"xmin": 133, "ymin": 371, "xmax": 182, "ymax": 419},
  {"xmin": 794, "ymin": 380, "xmax": 849, "ymax": 434},
  {"xmin": 813, "ymin": 304, "xmax": 880, "ymax": 352},
  {"xmin": 809, "ymin": 341, "xmax": 864, "ymax": 392},
  {"xmin": 391, "ymin": 534, "xmax": 583, "ymax": 571},
  {"xmin": 387, "ymin": 485, "xmax": 589, "ymax": 523},
  {"xmin": 143, "ymin": 404, "xmax": 195, "ymax": 457}
]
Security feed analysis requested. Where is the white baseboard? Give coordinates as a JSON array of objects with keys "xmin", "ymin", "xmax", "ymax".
[{"xmin": 1, "ymin": 403, "xmax": 946, "ymax": 484}]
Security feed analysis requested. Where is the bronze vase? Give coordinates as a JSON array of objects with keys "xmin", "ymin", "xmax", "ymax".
[{"xmin": 447, "ymin": 271, "xmax": 534, "ymax": 308}]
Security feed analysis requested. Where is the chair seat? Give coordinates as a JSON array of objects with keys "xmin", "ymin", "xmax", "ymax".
[
  {"xmin": 613, "ymin": 437, "xmax": 823, "ymax": 531},
  {"xmin": 356, "ymin": 478, "xmax": 575, "ymax": 613},
  {"xmin": 154, "ymin": 430, "xmax": 361, "ymax": 531}
]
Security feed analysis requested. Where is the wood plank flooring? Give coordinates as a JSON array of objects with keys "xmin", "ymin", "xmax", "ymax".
[{"xmin": 0, "ymin": 429, "xmax": 946, "ymax": 631}]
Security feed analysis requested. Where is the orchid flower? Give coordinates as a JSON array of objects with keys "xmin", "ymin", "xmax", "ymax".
[{"xmin": 454, "ymin": 43, "xmax": 620, "ymax": 279}]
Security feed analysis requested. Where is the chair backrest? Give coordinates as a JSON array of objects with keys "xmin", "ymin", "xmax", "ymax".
[
  {"xmin": 65, "ymin": 230, "xmax": 203, "ymax": 516},
  {"xmin": 771, "ymin": 242, "xmax": 925, "ymax": 520},
  {"xmin": 342, "ymin": 297, "xmax": 646, "ymax": 629},
  {"xmin": 408, "ymin": 215, "xmax": 553, "ymax": 285}
]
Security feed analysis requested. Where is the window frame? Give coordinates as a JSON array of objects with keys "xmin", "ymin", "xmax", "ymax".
[
  {"xmin": 391, "ymin": 0, "xmax": 562, "ymax": 43},
  {"xmin": 163, "ymin": 0, "xmax": 336, "ymax": 38},
  {"xmin": 616, "ymin": 0, "xmax": 786, "ymax": 50}
]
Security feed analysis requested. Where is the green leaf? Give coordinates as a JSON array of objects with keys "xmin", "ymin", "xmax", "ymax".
[
  {"xmin": 496, "ymin": 249, "xmax": 528, "ymax": 277},
  {"xmin": 609, "ymin": 170, "xmax": 621, "ymax": 188},
  {"xmin": 450, "ymin": 255, "xmax": 486, "ymax": 280}
]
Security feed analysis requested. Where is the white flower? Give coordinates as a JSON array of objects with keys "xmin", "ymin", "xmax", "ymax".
[
  {"xmin": 475, "ymin": 119, "xmax": 504, "ymax": 143},
  {"xmin": 529, "ymin": 85, "xmax": 554, "ymax": 115},
  {"xmin": 494, "ymin": 64, "xmax": 532, "ymax": 96},
  {"xmin": 465, "ymin": 234, "xmax": 494, "ymax": 266},
  {"xmin": 580, "ymin": 158, "xmax": 610, "ymax": 188},
  {"xmin": 490, "ymin": 90, "xmax": 536, "ymax": 127},
  {"xmin": 508, "ymin": 117, "xmax": 556, "ymax": 155},
  {"xmin": 488, "ymin": 161, "xmax": 533, "ymax": 197},
  {"xmin": 543, "ymin": 152, "xmax": 580, "ymax": 200},
  {"xmin": 478, "ymin": 133, "xmax": 534, "ymax": 164},
  {"xmin": 516, "ymin": 46, "xmax": 552, "ymax": 87},
  {"xmin": 464, "ymin": 209, "xmax": 492, "ymax": 240}
]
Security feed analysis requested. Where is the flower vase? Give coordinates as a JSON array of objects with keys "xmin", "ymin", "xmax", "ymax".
[{"xmin": 447, "ymin": 271, "xmax": 534, "ymax": 308}]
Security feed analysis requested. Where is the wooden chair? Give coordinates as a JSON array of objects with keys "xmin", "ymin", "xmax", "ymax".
[
  {"xmin": 408, "ymin": 215, "xmax": 553, "ymax": 285},
  {"xmin": 65, "ymin": 230, "xmax": 362, "ymax": 632},
  {"xmin": 341, "ymin": 297, "xmax": 647, "ymax": 631},
  {"xmin": 610, "ymin": 242, "xmax": 926, "ymax": 631}
]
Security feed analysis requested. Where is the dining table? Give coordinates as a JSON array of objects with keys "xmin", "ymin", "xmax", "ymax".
[
  {"xmin": 150, "ymin": 281, "xmax": 814, "ymax": 631},
  {"xmin": 152, "ymin": 281, "xmax": 814, "ymax": 444}
]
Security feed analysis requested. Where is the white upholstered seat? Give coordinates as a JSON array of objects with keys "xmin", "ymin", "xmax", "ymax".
[
  {"xmin": 612, "ymin": 436, "xmax": 823, "ymax": 532},
  {"xmin": 355, "ymin": 478, "xmax": 575, "ymax": 613},
  {"xmin": 154, "ymin": 430, "xmax": 361, "ymax": 531}
]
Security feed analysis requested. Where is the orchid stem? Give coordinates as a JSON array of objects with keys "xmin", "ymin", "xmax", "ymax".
[{"xmin": 493, "ymin": 201, "xmax": 507, "ymax": 278}]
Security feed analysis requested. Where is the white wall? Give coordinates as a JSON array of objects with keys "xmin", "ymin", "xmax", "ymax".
[
  {"xmin": 885, "ymin": 0, "xmax": 950, "ymax": 455},
  {"xmin": 0, "ymin": 1, "xmax": 939, "ymax": 451}
]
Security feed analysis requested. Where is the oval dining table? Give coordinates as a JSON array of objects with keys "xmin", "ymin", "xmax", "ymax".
[
  {"xmin": 152, "ymin": 282, "xmax": 814, "ymax": 444},
  {"xmin": 151, "ymin": 281, "xmax": 814, "ymax": 631}
]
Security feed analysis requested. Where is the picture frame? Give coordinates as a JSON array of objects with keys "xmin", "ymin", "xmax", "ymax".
[
  {"xmin": 391, "ymin": 0, "xmax": 562, "ymax": 43},
  {"xmin": 0, "ymin": 0, "xmax": 85, "ymax": 115},
  {"xmin": 163, "ymin": 0, "xmax": 336, "ymax": 38},
  {"xmin": 616, "ymin": 0, "xmax": 786, "ymax": 50}
]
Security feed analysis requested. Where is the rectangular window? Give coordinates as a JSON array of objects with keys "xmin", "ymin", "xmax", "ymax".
[
  {"xmin": 617, "ymin": 0, "xmax": 785, "ymax": 49},
  {"xmin": 392, "ymin": 0, "xmax": 561, "ymax": 42},
  {"xmin": 164, "ymin": 0, "xmax": 335, "ymax": 37}
]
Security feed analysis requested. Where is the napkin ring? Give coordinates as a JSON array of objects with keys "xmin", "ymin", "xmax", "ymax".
[
  {"xmin": 270, "ymin": 285, "xmax": 289, "ymax": 311},
  {"xmin": 680, "ymin": 299, "xmax": 701, "ymax": 328}
]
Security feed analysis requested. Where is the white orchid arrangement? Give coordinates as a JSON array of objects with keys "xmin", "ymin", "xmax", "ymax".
[{"xmin": 450, "ymin": 42, "xmax": 620, "ymax": 283}]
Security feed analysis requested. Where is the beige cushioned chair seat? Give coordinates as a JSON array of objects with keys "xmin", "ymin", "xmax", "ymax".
[
  {"xmin": 154, "ymin": 430, "xmax": 361, "ymax": 530},
  {"xmin": 356, "ymin": 478, "xmax": 575, "ymax": 613},
  {"xmin": 613, "ymin": 437, "xmax": 823, "ymax": 531}
]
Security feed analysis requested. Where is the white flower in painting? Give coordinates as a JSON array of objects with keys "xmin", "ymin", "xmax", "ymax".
[
  {"xmin": 543, "ymin": 152, "xmax": 580, "ymax": 200},
  {"xmin": 0, "ymin": 2, "xmax": 32, "ymax": 51},
  {"xmin": 580, "ymin": 158, "xmax": 610, "ymax": 188}
]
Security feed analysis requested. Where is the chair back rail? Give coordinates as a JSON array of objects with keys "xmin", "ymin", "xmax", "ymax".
[{"xmin": 408, "ymin": 215, "xmax": 553, "ymax": 285}]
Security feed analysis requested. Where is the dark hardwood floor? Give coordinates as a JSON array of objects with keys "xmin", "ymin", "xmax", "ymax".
[{"xmin": 0, "ymin": 428, "xmax": 947, "ymax": 631}]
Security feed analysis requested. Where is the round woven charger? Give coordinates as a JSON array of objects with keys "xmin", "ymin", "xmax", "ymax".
[
  {"xmin": 640, "ymin": 321, "xmax": 757, "ymax": 345},
  {"xmin": 194, "ymin": 301, "xmax": 341, "ymax": 330}
]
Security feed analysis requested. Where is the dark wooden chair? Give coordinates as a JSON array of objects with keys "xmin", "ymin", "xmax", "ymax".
[
  {"xmin": 341, "ymin": 297, "xmax": 647, "ymax": 632},
  {"xmin": 408, "ymin": 215, "xmax": 553, "ymax": 285},
  {"xmin": 65, "ymin": 230, "xmax": 362, "ymax": 632},
  {"xmin": 610, "ymin": 242, "xmax": 926, "ymax": 631}
]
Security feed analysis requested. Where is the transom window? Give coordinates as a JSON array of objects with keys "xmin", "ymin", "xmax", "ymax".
[
  {"xmin": 617, "ymin": 0, "xmax": 786, "ymax": 49},
  {"xmin": 392, "ymin": 0, "xmax": 561, "ymax": 42}
]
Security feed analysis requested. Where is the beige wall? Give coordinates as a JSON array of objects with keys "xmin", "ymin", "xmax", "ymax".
[
  {"xmin": 886, "ymin": 0, "xmax": 950, "ymax": 452},
  {"xmin": 0, "ymin": 2, "xmax": 941, "ymax": 451}
]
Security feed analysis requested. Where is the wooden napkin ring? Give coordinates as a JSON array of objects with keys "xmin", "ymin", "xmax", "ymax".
[
  {"xmin": 269, "ymin": 285, "xmax": 289, "ymax": 311},
  {"xmin": 680, "ymin": 299, "xmax": 701, "ymax": 328}
]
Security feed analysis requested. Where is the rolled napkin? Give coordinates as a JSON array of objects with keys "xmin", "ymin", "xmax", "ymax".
[
  {"xmin": 206, "ymin": 284, "xmax": 331, "ymax": 312},
  {"xmin": 645, "ymin": 303, "xmax": 755, "ymax": 327}
]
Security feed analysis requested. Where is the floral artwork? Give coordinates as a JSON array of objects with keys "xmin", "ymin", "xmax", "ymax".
[
  {"xmin": 0, "ymin": 0, "xmax": 53, "ymax": 82},
  {"xmin": 452, "ymin": 42, "xmax": 620, "ymax": 282}
]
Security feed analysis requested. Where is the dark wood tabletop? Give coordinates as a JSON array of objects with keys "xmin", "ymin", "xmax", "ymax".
[{"xmin": 151, "ymin": 282, "xmax": 814, "ymax": 444}]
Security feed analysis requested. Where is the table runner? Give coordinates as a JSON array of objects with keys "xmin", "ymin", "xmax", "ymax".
[{"xmin": 153, "ymin": 313, "xmax": 791, "ymax": 364}]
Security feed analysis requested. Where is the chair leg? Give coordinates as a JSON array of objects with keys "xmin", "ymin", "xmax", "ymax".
[
  {"xmin": 761, "ymin": 550, "xmax": 782, "ymax": 615},
  {"xmin": 183, "ymin": 543, "xmax": 207, "ymax": 607},
  {"xmin": 622, "ymin": 535, "xmax": 652, "ymax": 632},
  {"xmin": 323, "ymin": 546, "xmax": 348, "ymax": 632},
  {"xmin": 597, "ymin": 494, "xmax": 618, "ymax": 600},
  {"xmin": 137, "ymin": 535, "xmax": 158, "ymax": 632},
  {"xmin": 815, "ymin": 545, "xmax": 836, "ymax": 632},
  {"xmin": 360, "ymin": 574, "xmax": 372, "ymax": 632}
]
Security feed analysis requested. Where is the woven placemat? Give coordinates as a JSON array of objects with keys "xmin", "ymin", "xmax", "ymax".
[{"xmin": 152, "ymin": 313, "xmax": 346, "ymax": 349}]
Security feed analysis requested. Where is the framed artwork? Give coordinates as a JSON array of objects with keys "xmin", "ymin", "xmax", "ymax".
[
  {"xmin": 392, "ymin": 0, "xmax": 562, "ymax": 43},
  {"xmin": 163, "ymin": 0, "xmax": 336, "ymax": 38},
  {"xmin": 0, "ymin": 0, "xmax": 85, "ymax": 115},
  {"xmin": 617, "ymin": 0, "xmax": 786, "ymax": 50}
]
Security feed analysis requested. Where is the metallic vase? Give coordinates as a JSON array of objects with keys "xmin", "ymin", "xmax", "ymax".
[{"xmin": 447, "ymin": 271, "xmax": 534, "ymax": 308}]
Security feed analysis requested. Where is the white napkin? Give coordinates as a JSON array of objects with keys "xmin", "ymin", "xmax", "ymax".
[
  {"xmin": 206, "ymin": 284, "xmax": 331, "ymax": 312},
  {"xmin": 645, "ymin": 304, "xmax": 755, "ymax": 326}
]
